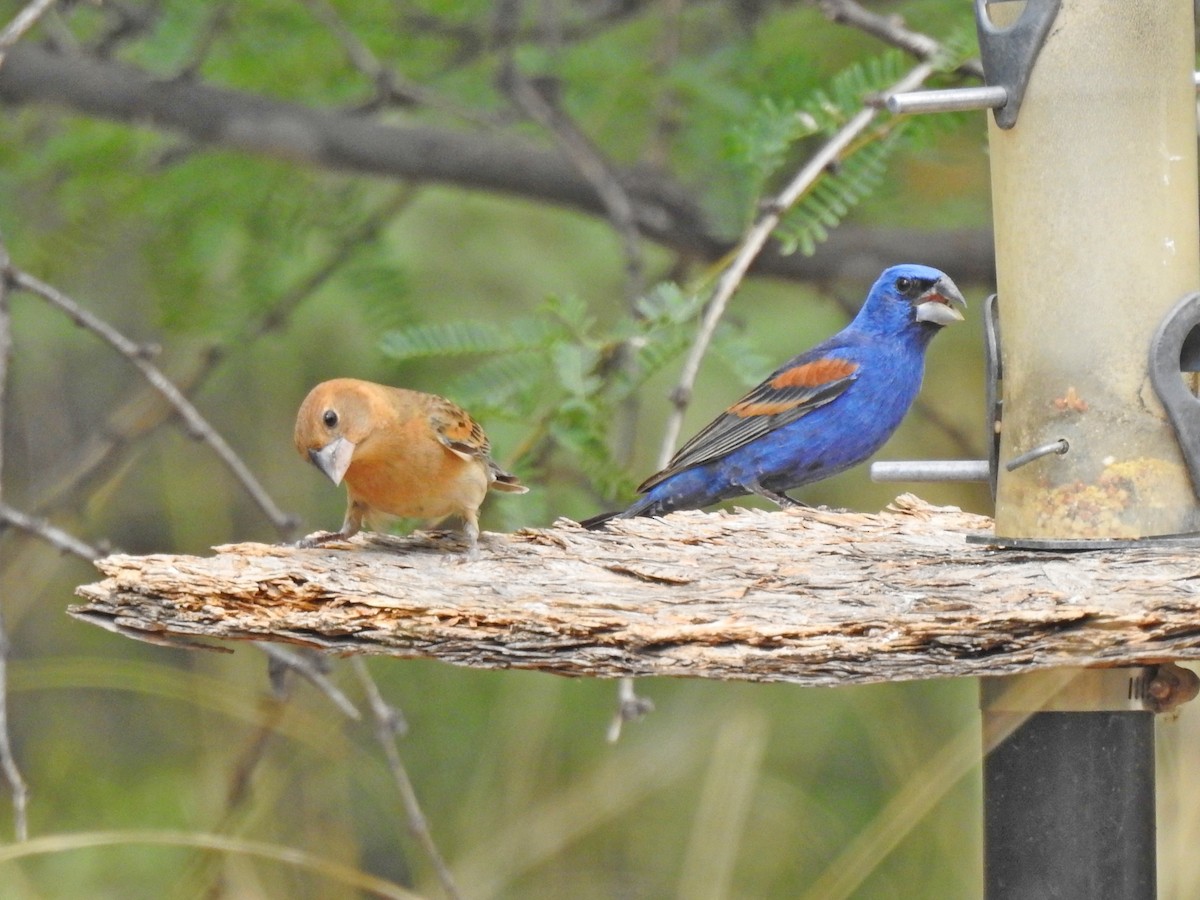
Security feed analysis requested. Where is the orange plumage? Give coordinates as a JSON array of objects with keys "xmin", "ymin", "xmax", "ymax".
[{"xmin": 293, "ymin": 378, "xmax": 527, "ymax": 553}]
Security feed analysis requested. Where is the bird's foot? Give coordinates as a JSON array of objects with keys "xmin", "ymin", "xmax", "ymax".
[
  {"xmin": 749, "ymin": 485, "xmax": 809, "ymax": 510},
  {"xmin": 295, "ymin": 530, "xmax": 350, "ymax": 548}
]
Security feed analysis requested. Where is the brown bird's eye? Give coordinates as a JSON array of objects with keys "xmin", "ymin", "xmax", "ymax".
[
  {"xmin": 323, "ymin": 409, "xmax": 338, "ymax": 428},
  {"xmin": 895, "ymin": 276, "xmax": 912, "ymax": 293}
]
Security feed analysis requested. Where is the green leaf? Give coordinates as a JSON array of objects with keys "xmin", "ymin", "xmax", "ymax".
[
  {"xmin": 775, "ymin": 127, "xmax": 906, "ymax": 256},
  {"xmin": 380, "ymin": 321, "xmax": 518, "ymax": 361}
]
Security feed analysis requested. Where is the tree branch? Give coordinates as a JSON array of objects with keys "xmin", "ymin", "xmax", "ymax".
[
  {"xmin": 819, "ymin": 0, "xmax": 984, "ymax": 79},
  {"xmin": 350, "ymin": 659, "xmax": 463, "ymax": 900},
  {"xmin": 502, "ymin": 63, "xmax": 646, "ymax": 306},
  {"xmin": 0, "ymin": 0, "xmax": 56, "ymax": 66},
  {"xmin": 0, "ymin": 237, "xmax": 28, "ymax": 843},
  {"xmin": 5, "ymin": 266, "xmax": 299, "ymax": 537},
  {"xmin": 70, "ymin": 496, "xmax": 1200, "ymax": 688},
  {"xmin": 0, "ymin": 503, "xmax": 105, "ymax": 561},
  {"xmin": 0, "ymin": 44, "xmax": 997, "ymax": 283}
]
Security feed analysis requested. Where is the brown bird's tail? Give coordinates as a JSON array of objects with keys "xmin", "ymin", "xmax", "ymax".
[{"xmin": 488, "ymin": 463, "xmax": 529, "ymax": 493}]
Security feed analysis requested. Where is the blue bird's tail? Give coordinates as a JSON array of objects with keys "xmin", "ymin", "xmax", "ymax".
[
  {"xmin": 579, "ymin": 495, "xmax": 663, "ymax": 530},
  {"xmin": 579, "ymin": 469, "xmax": 727, "ymax": 529},
  {"xmin": 579, "ymin": 509, "xmax": 622, "ymax": 530}
]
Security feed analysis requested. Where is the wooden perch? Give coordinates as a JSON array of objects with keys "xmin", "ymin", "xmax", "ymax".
[{"xmin": 71, "ymin": 495, "xmax": 1200, "ymax": 688}]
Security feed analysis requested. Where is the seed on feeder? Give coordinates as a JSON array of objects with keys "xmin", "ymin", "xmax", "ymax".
[
  {"xmin": 1052, "ymin": 386, "xmax": 1088, "ymax": 413},
  {"xmin": 1030, "ymin": 456, "xmax": 1182, "ymax": 539}
]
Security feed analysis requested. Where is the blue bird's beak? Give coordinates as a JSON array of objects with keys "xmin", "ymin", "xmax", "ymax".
[
  {"xmin": 914, "ymin": 276, "xmax": 967, "ymax": 327},
  {"xmin": 309, "ymin": 436, "xmax": 356, "ymax": 486}
]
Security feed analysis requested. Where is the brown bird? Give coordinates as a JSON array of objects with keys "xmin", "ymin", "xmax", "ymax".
[{"xmin": 294, "ymin": 378, "xmax": 528, "ymax": 554}]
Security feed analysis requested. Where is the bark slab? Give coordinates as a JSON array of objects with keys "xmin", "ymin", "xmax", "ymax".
[{"xmin": 71, "ymin": 495, "xmax": 1200, "ymax": 687}]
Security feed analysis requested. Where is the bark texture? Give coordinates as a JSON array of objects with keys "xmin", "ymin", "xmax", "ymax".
[{"xmin": 71, "ymin": 495, "xmax": 1200, "ymax": 687}]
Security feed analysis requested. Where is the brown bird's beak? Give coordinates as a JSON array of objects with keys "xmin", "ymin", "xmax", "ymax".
[
  {"xmin": 914, "ymin": 275, "xmax": 967, "ymax": 326},
  {"xmin": 308, "ymin": 436, "xmax": 355, "ymax": 486}
]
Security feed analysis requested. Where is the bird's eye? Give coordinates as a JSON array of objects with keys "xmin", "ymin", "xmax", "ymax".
[
  {"xmin": 322, "ymin": 409, "xmax": 338, "ymax": 428},
  {"xmin": 895, "ymin": 276, "xmax": 913, "ymax": 293}
]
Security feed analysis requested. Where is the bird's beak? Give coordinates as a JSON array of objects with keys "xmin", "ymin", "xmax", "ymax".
[
  {"xmin": 308, "ymin": 436, "xmax": 355, "ymax": 486},
  {"xmin": 914, "ymin": 276, "xmax": 967, "ymax": 326}
]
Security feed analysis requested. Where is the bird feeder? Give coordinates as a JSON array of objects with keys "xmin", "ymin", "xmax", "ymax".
[
  {"xmin": 879, "ymin": 0, "xmax": 1200, "ymax": 896},
  {"xmin": 987, "ymin": 0, "xmax": 1200, "ymax": 542}
]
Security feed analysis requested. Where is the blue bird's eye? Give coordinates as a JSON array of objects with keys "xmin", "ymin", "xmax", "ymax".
[
  {"xmin": 323, "ymin": 409, "xmax": 338, "ymax": 428},
  {"xmin": 895, "ymin": 276, "xmax": 913, "ymax": 293}
]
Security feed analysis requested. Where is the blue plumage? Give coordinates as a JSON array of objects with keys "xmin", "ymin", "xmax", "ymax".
[{"xmin": 583, "ymin": 264, "xmax": 965, "ymax": 527}]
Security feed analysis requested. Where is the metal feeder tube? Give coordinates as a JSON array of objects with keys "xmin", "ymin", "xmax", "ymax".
[{"xmin": 987, "ymin": 0, "xmax": 1200, "ymax": 540}]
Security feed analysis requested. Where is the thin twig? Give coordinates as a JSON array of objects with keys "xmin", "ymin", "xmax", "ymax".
[
  {"xmin": 173, "ymin": 3, "xmax": 232, "ymax": 81},
  {"xmin": 644, "ymin": 0, "xmax": 684, "ymax": 169},
  {"xmin": 606, "ymin": 677, "xmax": 654, "ymax": 744},
  {"xmin": 258, "ymin": 644, "xmax": 360, "ymax": 721},
  {"xmin": 497, "ymin": 0, "xmax": 644, "ymax": 307},
  {"xmin": 300, "ymin": 0, "xmax": 500, "ymax": 124},
  {"xmin": 0, "ymin": 237, "xmax": 29, "ymax": 842},
  {"xmin": 6, "ymin": 267, "xmax": 300, "ymax": 538},
  {"xmin": 29, "ymin": 187, "xmax": 417, "ymax": 522},
  {"xmin": 0, "ymin": 503, "xmax": 105, "ymax": 561},
  {"xmin": 350, "ymin": 658, "xmax": 462, "ymax": 900},
  {"xmin": 0, "ymin": 0, "xmax": 56, "ymax": 67},
  {"xmin": 656, "ymin": 59, "xmax": 936, "ymax": 466},
  {"xmin": 819, "ymin": 0, "xmax": 984, "ymax": 79},
  {"xmin": 0, "ymin": 1, "xmax": 67, "ymax": 844}
]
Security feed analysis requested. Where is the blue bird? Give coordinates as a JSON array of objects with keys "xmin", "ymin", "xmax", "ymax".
[{"xmin": 582, "ymin": 264, "xmax": 966, "ymax": 528}]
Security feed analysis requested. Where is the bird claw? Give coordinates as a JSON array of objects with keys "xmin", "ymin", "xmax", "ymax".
[
  {"xmin": 748, "ymin": 484, "xmax": 807, "ymax": 510},
  {"xmin": 295, "ymin": 530, "xmax": 348, "ymax": 549},
  {"xmin": 453, "ymin": 535, "xmax": 481, "ymax": 563}
]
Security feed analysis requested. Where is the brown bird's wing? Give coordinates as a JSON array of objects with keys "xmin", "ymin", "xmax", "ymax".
[
  {"xmin": 425, "ymin": 394, "xmax": 492, "ymax": 460},
  {"xmin": 426, "ymin": 394, "xmax": 529, "ymax": 493}
]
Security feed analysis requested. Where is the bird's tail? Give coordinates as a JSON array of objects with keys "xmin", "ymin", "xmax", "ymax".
[
  {"xmin": 578, "ymin": 494, "xmax": 668, "ymax": 530},
  {"xmin": 488, "ymin": 461, "xmax": 529, "ymax": 493},
  {"xmin": 579, "ymin": 509, "xmax": 622, "ymax": 530}
]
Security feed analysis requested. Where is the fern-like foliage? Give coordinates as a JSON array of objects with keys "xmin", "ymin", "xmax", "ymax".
[
  {"xmin": 777, "ymin": 129, "xmax": 905, "ymax": 256},
  {"xmin": 729, "ymin": 47, "xmax": 971, "ymax": 257}
]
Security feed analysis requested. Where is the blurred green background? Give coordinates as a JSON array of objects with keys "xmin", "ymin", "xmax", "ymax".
[{"xmin": 1, "ymin": 0, "xmax": 1198, "ymax": 897}]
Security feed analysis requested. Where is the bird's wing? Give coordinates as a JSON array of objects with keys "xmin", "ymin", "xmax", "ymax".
[
  {"xmin": 425, "ymin": 394, "xmax": 528, "ymax": 491},
  {"xmin": 426, "ymin": 395, "xmax": 492, "ymax": 461},
  {"xmin": 638, "ymin": 353, "xmax": 859, "ymax": 492}
]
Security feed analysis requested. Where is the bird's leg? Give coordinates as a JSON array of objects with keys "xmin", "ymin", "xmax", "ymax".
[
  {"xmin": 459, "ymin": 511, "xmax": 481, "ymax": 561},
  {"xmin": 747, "ymin": 482, "xmax": 808, "ymax": 510},
  {"xmin": 295, "ymin": 501, "xmax": 365, "ymax": 548}
]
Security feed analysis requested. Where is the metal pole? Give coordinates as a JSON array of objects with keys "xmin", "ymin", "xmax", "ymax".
[
  {"xmin": 981, "ymin": 672, "xmax": 1156, "ymax": 899},
  {"xmin": 986, "ymin": 713, "xmax": 1155, "ymax": 896}
]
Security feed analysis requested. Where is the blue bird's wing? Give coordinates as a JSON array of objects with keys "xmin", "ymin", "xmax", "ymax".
[{"xmin": 638, "ymin": 354, "xmax": 859, "ymax": 492}]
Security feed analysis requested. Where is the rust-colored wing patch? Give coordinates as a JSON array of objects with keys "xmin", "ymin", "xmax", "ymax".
[
  {"xmin": 729, "ymin": 400, "xmax": 801, "ymax": 418},
  {"xmin": 427, "ymin": 395, "xmax": 491, "ymax": 459},
  {"xmin": 769, "ymin": 358, "xmax": 859, "ymax": 390}
]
